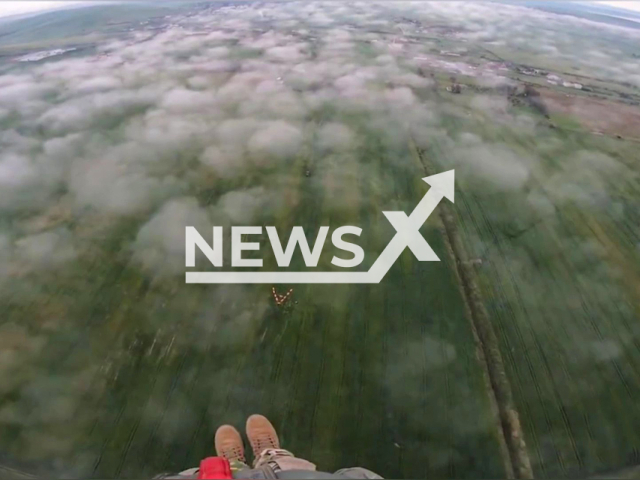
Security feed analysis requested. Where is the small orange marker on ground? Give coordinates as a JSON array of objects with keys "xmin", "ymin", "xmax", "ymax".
[{"xmin": 272, "ymin": 287, "xmax": 294, "ymax": 306}]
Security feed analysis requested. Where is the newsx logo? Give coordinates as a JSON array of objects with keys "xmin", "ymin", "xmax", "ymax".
[
  {"xmin": 185, "ymin": 170, "xmax": 454, "ymax": 284},
  {"xmin": 187, "ymin": 225, "xmax": 365, "ymax": 269}
]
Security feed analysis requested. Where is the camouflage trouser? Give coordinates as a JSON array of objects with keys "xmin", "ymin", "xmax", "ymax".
[
  {"xmin": 248, "ymin": 448, "xmax": 316, "ymax": 473},
  {"xmin": 158, "ymin": 449, "xmax": 382, "ymax": 479},
  {"xmin": 233, "ymin": 448, "xmax": 380, "ymax": 478}
]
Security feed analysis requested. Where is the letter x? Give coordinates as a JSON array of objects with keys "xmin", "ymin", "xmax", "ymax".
[{"xmin": 382, "ymin": 211, "xmax": 439, "ymax": 261}]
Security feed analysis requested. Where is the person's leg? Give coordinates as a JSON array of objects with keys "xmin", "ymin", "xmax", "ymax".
[
  {"xmin": 215, "ymin": 424, "xmax": 250, "ymax": 474},
  {"xmin": 246, "ymin": 414, "xmax": 316, "ymax": 472},
  {"xmin": 334, "ymin": 467, "xmax": 383, "ymax": 479}
]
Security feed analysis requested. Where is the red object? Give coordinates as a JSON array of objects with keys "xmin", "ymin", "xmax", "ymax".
[{"xmin": 198, "ymin": 457, "xmax": 233, "ymax": 479}]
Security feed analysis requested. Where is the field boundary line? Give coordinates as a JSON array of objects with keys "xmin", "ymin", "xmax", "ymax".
[{"xmin": 412, "ymin": 141, "xmax": 534, "ymax": 479}]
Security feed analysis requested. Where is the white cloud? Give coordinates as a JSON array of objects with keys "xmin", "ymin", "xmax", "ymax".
[
  {"xmin": 248, "ymin": 120, "xmax": 303, "ymax": 161},
  {"xmin": 133, "ymin": 197, "xmax": 212, "ymax": 275}
]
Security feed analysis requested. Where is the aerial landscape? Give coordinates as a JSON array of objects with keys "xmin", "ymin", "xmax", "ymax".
[{"xmin": 0, "ymin": 1, "xmax": 639, "ymax": 478}]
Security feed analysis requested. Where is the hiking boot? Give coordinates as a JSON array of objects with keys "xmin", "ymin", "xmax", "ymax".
[
  {"xmin": 215, "ymin": 425, "xmax": 246, "ymax": 463},
  {"xmin": 246, "ymin": 414, "xmax": 280, "ymax": 458}
]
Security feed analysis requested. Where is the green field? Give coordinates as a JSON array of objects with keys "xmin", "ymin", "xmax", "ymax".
[
  {"xmin": 427, "ymin": 101, "xmax": 640, "ymax": 477},
  {"xmin": 1, "ymin": 127, "xmax": 508, "ymax": 478}
]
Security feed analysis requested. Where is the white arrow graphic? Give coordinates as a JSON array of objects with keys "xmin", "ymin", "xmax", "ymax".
[{"xmin": 186, "ymin": 170, "xmax": 454, "ymax": 284}]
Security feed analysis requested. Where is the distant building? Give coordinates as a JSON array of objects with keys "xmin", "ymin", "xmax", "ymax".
[
  {"xmin": 562, "ymin": 81, "xmax": 583, "ymax": 90},
  {"xmin": 518, "ymin": 66, "xmax": 546, "ymax": 76}
]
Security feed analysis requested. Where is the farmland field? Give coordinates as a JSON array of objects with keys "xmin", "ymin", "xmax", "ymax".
[
  {"xmin": 430, "ymin": 114, "xmax": 640, "ymax": 477},
  {"xmin": 0, "ymin": 1, "xmax": 640, "ymax": 479}
]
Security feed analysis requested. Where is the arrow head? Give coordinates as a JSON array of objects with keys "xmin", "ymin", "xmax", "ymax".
[{"xmin": 422, "ymin": 169, "xmax": 455, "ymax": 203}]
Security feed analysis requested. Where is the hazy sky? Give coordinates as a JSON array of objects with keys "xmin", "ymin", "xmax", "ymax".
[
  {"xmin": 0, "ymin": 0, "xmax": 640, "ymax": 19},
  {"xmin": 599, "ymin": 1, "xmax": 640, "ymax": 11},
  {"xmin": 0, "ymin": 1, "xmax": 93, "ymax": 18}
]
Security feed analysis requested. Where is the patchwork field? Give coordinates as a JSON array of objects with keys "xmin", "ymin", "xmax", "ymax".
[{"xmin": 428, "ymin": 105, "xmax": 640, "ymax": 477}]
